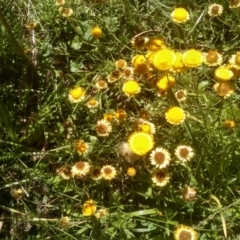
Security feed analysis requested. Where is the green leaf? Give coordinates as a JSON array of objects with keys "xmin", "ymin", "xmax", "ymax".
[{"xmin": 71, "ymin": 35, "xmax": 82, "ymax": 50}]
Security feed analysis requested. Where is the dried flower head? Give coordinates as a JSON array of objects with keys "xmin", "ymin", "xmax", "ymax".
[
  {"xmin": 114, "ymin": 109, "xmax": 127, "ymax": 122},
  {"xmin": 59, "ymin": 216, "xmax": 71, "ymax": 228},
  {"xmin": 56, "ymin": 165, "xmax": 73, "ymax": 179},
  {"xmin": 95, "ymin": 208, "xmax": 109, "ymax": 219},
  {"xmin": 91, "ymin": 167, "xmax": 102, "ymax": 180},
  {"xmin": 213, "ymin": 82, "xmax": 235, "ymax": 98},
  {"xmin": 96, "ymin": 120, "xmax": 112, "ymax": 136},
  {"xmin": 229, "ymin": 52, "xmax": 240, "ymax": 69},
  {"xmin": 131, "ymin": 36, "xmax": 149, "ymax": 49},
  {"xmin": 175, "ymin": 145, "xmax": 194, "ymax": 162},
  {"xmin": 229, "ymin": 0, "xmax": 240, "ymax": 8},
  {"xmin": 56, "ymin": 0, "xmax": 65, "ymax": 5},
  {"xmin": 118, "ymin": 142, "xmax": 139, "ymax": 163},
  {"xmin": 208, "ymin": 4, "xmax": 224, "ymax": 16},
  {"xmin": 204, "ymin": 50, "xmax": 223, "ymax": 66},
  {"xmin": 58, "ymin": 7, "xmax": 73, "ymax": 17},
  {"xmin": 107, "ymin": 70, "xmax": 122, "ymax": 83},
  {"xmin": 152, "ymin": 169, "xmax": 170, "ymax": 187},
  {"xmin": 115, "ymin": 59, "xmax": 127, "ymax": 70},
  {"xmin": 182, "ymin": 186, "xmax": 197, "ymax": 201}
]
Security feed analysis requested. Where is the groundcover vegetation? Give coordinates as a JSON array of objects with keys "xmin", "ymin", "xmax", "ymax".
[{"xmin": 0, "ymin": 0, "xmax": 240, "ymax": 239}]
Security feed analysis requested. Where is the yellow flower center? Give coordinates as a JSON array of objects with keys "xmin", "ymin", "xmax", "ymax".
[
  {"xmin": 165, "ymin": 107, "xmax": 185, "ymax": 125},
  {"xmin": 70, "ymin": 88, "xmax": 85, "ymax": 100},
  {"xmin": 123, "ymin": 80, "xmax": 140, "ymax": 96},
  {"xmin": 171, "ymin": 8, "xmax": 189, "ymax": 23}
]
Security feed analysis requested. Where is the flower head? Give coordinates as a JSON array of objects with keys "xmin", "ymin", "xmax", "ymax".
[
  {"xmin": 127, "ymin": 167, "xmax": 137, "ymax": 177},
  {"xmin": 132, "ymin": 55, "xmax": 149, "ymax": 75},
  {"xmin": 213, "ymin": 82, "xmax": 235, "ymax": 98},
  {"xmin": 103, "ymin": 113, "xmax": 115, "ymax": 123},
  {"xmin": 114, "ymin": 109, "xmax": 127, "ymax": 122},
  {"xmin": 208, "ymin": 4, "xmax": 224, "ymax": 16},
  {"xmin": 56, "ymin": 165, "xmax": 73, "ymax": 179},
  {"xmin": 71, "ymin": 161, "xmax": 91, "ymax": 177},
  {"xmin": 223, "ymin": 120, "xmax": 236, "ymax": 129},
  {"xmin": 91, "ymin": 26, "xmax": 102, "ymax": 38},
  {"xmin": 87, "ymin": 98, "xmax": 99, "ymax": 108},
  {"xmin": 149, "ymin": 147, "xmax": 171, "ymax": 169},
  {"xmin": 171, "ymin": 52, "xmax": 188, "ymax": 72},
  {"xmin": 74, "ymin": 139, "xmax": 89, "ymax": 155},
  {"xmin": 229, "ymin": 0, "xmax": 240, "ymax": 8},
  {"xmin": 128, "ymin": 132, "xmax": 154, "ymax": 156},
  {"xmin": 68, "ymin": 87, "xmax": 86, "ymax": 103},
  {"xmin": 91, "ymin": 167, "xmax": 102, "ymax": 180},
  {"xmin": 122, "ymin": 80, "xmax": 140, "ymax": 97},
  {"xmin": 96, "ymin": 120, "xmax": 112, "ymax": 136},
  {"xmin": 95, "ymin": 208, "xmax": 109, "ymax": 219},
  {"xmin": 182, "ymin": 49, "xmax": 203, "ymax": 68},
  {"xmin": 137, "ymin": 120, "xmax": 156, "ymax": 134},
  {"xmin": 174, "ymin": 225, "xmax": 198, "ymax": 240},
  {"xmin": 171, "ymin": 8, "xmax": 190, "ymax": 23},
  {"xmin": 122, "ymin": 67, "xmax": 134, "ymax": 79},
  {"xmin": 229, "ymin": 52, "xmax": 240, "ymax": 69},
  {"xmin": 175, "ymin": 89, "xmax": 187, "ymax": 101},
  {"xmin": 58, "ymin": 7, "xmax": 73, "ymax": 17},
  {"xmin": 115, "ymin": 59, "xmax": 127, "ymax": 70},
  {"xmin": 138, "ymin": 109, "xmax": 151, "ymax": 120},
  {"xmin": 101, "ymin": 165, "xmax": 117, "ymax": 180},
  {"xmin": 165, "ymin": 107, "xmax": 185, "ymax": 125},
  {"xmin": 56, "ymin": 0, "xmax": 65, "ymax": 5},
  {"xmin": 118, "ymin": 142, "xmax": 139, "ymax": 163},
  {"xmin": 107, "ymin": 70, "xmax": 122, "ymax": 83},
  {"xmin": 95, "ymin": 80, "xmax": 108, "ymax": 90},
  {"xmin": 152, "ymin": 48, "xmax": 176, "ymax": 71},
  {"xmin": 214, "ymin": 65, "xmax": 234, "ymax": 82},
  {"xmin": 204, "ymin": 50, "xmax": 223, "ymax": 66},
  {"xmin": 175, "ymin": 145, "xmax": 194, "ymax": 162},
  {"xmin": 147, "ymin": 37, "xmax": 166, "ymax": 51},
  {"xmin": 25, "ymin": 22, "xmax": 37, "ymax": 30},
  {"xmin": 59, "ymin": 216, "xmax": 71, "ymax": 228},
  {"xmin": 82, "ymin": 199, "xmax": 97, "ymax": 216},
  {"xmin": 131, "ymin": 36, "xmax": 149, "ymax": 49},
  {"xmin": 182, "ymin": 186, "xmax": 197, "ymax": 201},
  {"xmin": 152, "ymin": 169, "xmax": 170, "ymax": 187},
  {"xmin": 156, "ymin": 75, "xmax": 176, "ymax": 92}
]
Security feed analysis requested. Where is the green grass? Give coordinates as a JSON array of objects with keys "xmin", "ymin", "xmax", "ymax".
[{"xmin": 0, "ymin": 0, "xmax": 240, "ymax": 239}]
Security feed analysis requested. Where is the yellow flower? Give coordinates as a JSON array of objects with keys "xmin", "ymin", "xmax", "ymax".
[
  {"xmin": 127, "ymin": 167, "xmax": 137, "ymax": 177},
  {"xmin": 149, "ymin": 147, "xmax": 171, "ymax": 169},
  {"xmin": 151, "ymin": 169, "xmax": 170, "ymax": 187},
  {"xmin": 223, "ymin": 120, "xmax": 236, "ymax": 129},
  {"xmin": 174, "ymin": 225, "xmax": 198, "ymax": 240},
  {"xmin": 101, "ymin": 165, "xmax": 117, "ymax": 180},
  {"xmin": 137, "ymin": 120, "xmax": 156, "ymax": 134},
  {"xmin": 95, "ymin": 208, "xmax": 109, "ymax": 219},
  {"xmin": 204, "ymin": 50, "xmax": 223, "ymax": 66},
  {"xmin": 152, "ymin": 48, "xmax": 176, "ymax": 71},
  {"xmin": 171, "ymin": 52, "xmax": 188, "ymax": 72},
  {"xmin": 74, "ymin": 139, "xmax": 89, "ymax": 155},
  {"xmin": 229, "ymin": 0, "xmax": 240, "ymax": 8},
  {"xmin": 175, "ymin": 145, "xmax": 194, "ymax": 162},
  {"xmin": 95, "ymin": 79, "xmax": 108, "ymax": 90},
  {"xmin": 122, "ymin": 80, "xmax": 140, "ymax": 97},
  {"xmin": 87, "ymin": 98, "xmax": 99, "ymax": 108},
  {"xmin": 182, "ymin": 186, "xmax": 197, "ymax": 201},
  {"xmin": 132, "ymin": 55, "xmax": 149, "ymax": 75},
  {"xmin": 175, "ymin": 89, "xmax": 187, "ymax": 101},
  {"xmin": 25, "ymin": 22, "xmax": 37, "ymax": 30},
  {"xmin": 56, "ymin": 0, "xmax": 65, "ymax": 5},
  {"xmin": 96, "ymin": 119, "xmax": 112, "ymax": 136},
  {"xmin": 68, "ymin": 87, "xmax": 86, "ymax": 103},
  {"xmin": 114, "ymin": 109, "xmax": 127, "ymax": 122},
  {"xmin": 71, "ymin": 161, "xmax": 91, "ymax": 177},
  {"xmin": 146, "ymin": 37, "xmax": 166, "ymax": 51},
  {"xmin": 128, "ymin": 132, "xmax": 154, "ymax": 156},
  {"xmin": 171, "ymin": 8, "xmax": 190, "ymax": 23},
  {"xmin": 182, "ymin": 49, "xmax": 203, "ymax": 68},
  {"xmin": 156, "ymin": 75, "xmax": 176, "ymax": 92},
  {"xmin": 213, "ymin": 82, "xmax": 235, "ymax": 98},
  {"xmin": 115, "ymin": 59, "xmax": 128, "ymax": 70},
  {"xmin": 82, "ymin": 199, "xmax": 97, "ymax": 216},
  {"xmin": 103, "ymin": 113, "xmax": 115, "ymax": 123},
  {"xmin": 58, "ymin": 7, "xmax": 73, "ymax": 17},
  {"xmin": 208, "ymin": 4, "xmax": 224, "ymax": 16},
  {"xmin": 214, "ymin": 65, "xmax": 234, "ymax": 82},
  {"xmin": 91, "ymin": 26, "xmax": 102, "ymax": 38},
  {"xmin": 59, "ymin": 216, "xmax": 71, "ymax": 228},
  {"xmin": 165, "ymin": 107, "xmax": 185, "ymax": 125}
]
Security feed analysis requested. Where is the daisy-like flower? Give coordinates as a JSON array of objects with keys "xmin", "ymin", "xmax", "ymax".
[
  {"xmin": 91, "ymin": 167, "xmax": 102, "ymax": 180},
  {"xmin": 131, "ymin": 36, "xmax": 149, "ymax": 49},
  {"xmin": 214, "ymin": 65, "xmax": 234, "ymax": 82},
  {"xmin": 175, "ymin": 145, "xmax": 194, "ymax": 162},
  {"xmin": 223, "ymin": 120, "xmax": 236, "ymax": 129},
  {"xmin": 151, "ymin": 169, "xmax": 170, "ymax": 187},
  {"xmin": 86, "ymin": 98, "xmax": 99, "ymax": 108},
  {"xmin": 128, "ymin": 132, "xmax": 154, "ymax": 156},
  {"xmin": 103, "ymin": 113, "xmax": 115, "ymax": 123},
  {"xmin": 149, "ymin": 147, "xmax": 171, "ymax": 169},
  {"xmin": 107, "ymin": 70, "xmax": 122, "ymax": 83},
  {"xmin": 174, "ymin": 225, "xmax": 198, "ymax": 240},
  {"xmin": 56, "ymin": 165, "xmax": 72, "ymax": 179},
  {"xmin": 68, "ymin": 87, "xmax": 86, "ymax": 103},
  {"xmin": 96, "ymin": 119, "xmax": 112, "ymax": 136},
  {"xmin": 208, "ymin": 4, "xmax": 224, "ymax": 16},
  {"xmin": 58, "ymin": 7, "xmax": 73, "ymax": 17},
  {"xmin": 203, "ymin": 50, "xmax": 223, "ymax": 66},
  {"xmin": 132, "ymin": 55, "xmax": 149, "ymax": 75},
  {"xmin": 152, "ymin": 48, "xmax": 176, "ymax": 71},
  {"xmin": 82, "ymin": 199, "xmax": 97, "ymax": 216},
  {"xmin": 147, "ymin": 37, "xmax": 166, "ymax": 51},
  {"xmin": 165, "ymin": 107, "xmax": 186, "ymax": 125},
  {"xmin": 74, "ymin": 139, "xmax": 89, "ymax": 155},
  {"xmin": 114, "ymin": 109, "xmax": 127, "ymax": 122},
  {"xmin": 182, "ymin": 49, "xmax": 203, "ymax": 68},
  {"xmin": 118, "ymin": 142, "xmax": 139, "ymax": 163},
  {"xmin": 175, "ymin": 89, "xmax": 187, "ymax": 101},
  {"xmin": 213, "ymin": 82, "xmax": 235, "ymax": 98},
  {"xmin": 137, "ymin": 120, "xmax": 156, "ymax": 134},
  {"xmin": 229, "ymin": 52, "xmax": 240, "ymax": 69},
  {"xmin": 182, "ymin": 186, "xmax": 197, "ymax": 201},
  {"xmin": 91, "ymin": 26, "xmax": 102, "ymax": 38},
  {"xmin": 71, "ymin": 161, "xmax": 91, "ymax": 177},
  {"xmin": 95, "ymin": 208, "xmax": 108, "ymax": 219},
  {"xmin": 171, "ymin": 52, "xmax": 188, "ymax": 72},
  {"xmin": 56, "ymin": 0, "xmax": 65, "ymax": 5},
  {"xmin": 101, "ymin": 165, "xmax": 117, "ymax": 180},
  {"xmin": 122, "ymin": 67, "xmax": 134, "ymax": 79},
  {"xmin": 229, "ymin": 0, "xmax": 240, "ymax": 8},
  {"xmin": 156, "ymin": 75, "xmax": 176, "ymax": 93},
  {"xmin": 127, "ymin": 167, "xmax": 137, "ymax": 177},
  {"xmin": 95, "ymin": 80, "xmax": 108, "ymax": 90},
  {"xmin": 115, "ymin": 59, "xmax": 127, "ymax": 71},
  {"xmin": 171, "ymin": 8, "xmax": 190, "ymax": 23},
  {"xmin": 10, "ymin": 189, "xmax": 25, "ymax": 199},
  {"xmin": 122, "ymin": 80, "xmax": 140, "ymax": 97},
  {"xmin": 59, "ymin": 216, "xmax": 71, "ymax": 228}
]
